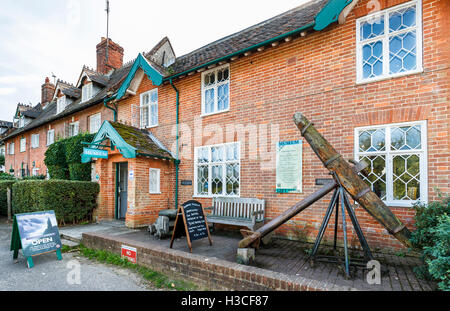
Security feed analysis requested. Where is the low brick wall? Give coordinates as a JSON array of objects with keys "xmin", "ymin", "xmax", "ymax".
[{"xmin": 82, "ymin": 232, "xmax": 354, "ymax": 291}]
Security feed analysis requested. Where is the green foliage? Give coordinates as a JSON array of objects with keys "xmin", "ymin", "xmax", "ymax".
[
  {"xmin": 0, "ymin": 154, "xmax": 4, "ymax": 166},
  {"xmin": 12, "ymin": 180, "xmax": 99, "ymax": 225},
  {"xmin": 0, "ymin": 172, "xmax": 15, "ymax": 180},
  {"xmin": 78, "ymin": 244, "xmax": 198, "ymax": 291},
  {"xmin": 22, "ymin": 175, "xmax": 46, "ymax": 180},
  {"xmin": 44, "ymin": 133, "xmax": 95, "ymax": 181},
  {"xmin": 45, "ymin": 140, "xmax": 69, "ymax": 180},
  {"xmin": 0, "ymin": 180, "xmax": 15, "ymax": 216},
  {"xmin": 410, "ymin": 192, "xmax": 450, "ymax": 290}
]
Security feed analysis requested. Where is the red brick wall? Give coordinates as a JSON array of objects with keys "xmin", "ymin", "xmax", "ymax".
[
  {"xmin": 4, "ymin": 0, "xmax": 448, "ymax": 252},
  {"xmin": 114, "ymin": 0, "xmax": 449, "ymax": 250}
]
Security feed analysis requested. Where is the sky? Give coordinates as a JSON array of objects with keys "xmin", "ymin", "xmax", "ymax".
[{"xmin": 0, "ymin": 0, "xmax": 312, "ymax": 122}]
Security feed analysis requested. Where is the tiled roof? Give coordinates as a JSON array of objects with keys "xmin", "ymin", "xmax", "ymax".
[
  {"xmin": 169, "ymin": 0, "xmax": 328, "ymax": 76},
  {"xmin": 4, "ymin": 0, "xmax": 331, "ymax": 140},
  {"xmin": 109, "ymin": 122, "xmax": 173, "ymax": 160}
]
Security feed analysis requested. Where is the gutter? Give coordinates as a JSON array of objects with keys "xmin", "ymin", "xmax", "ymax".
[
  {"xmin": 104, "ymin": 95, "xmax": 118, "ymax": 122},
  {"xmin": 170, "ymin": 79, "xmax": 180, "ymax": 210}
]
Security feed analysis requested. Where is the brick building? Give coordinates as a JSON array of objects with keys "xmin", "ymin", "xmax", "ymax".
[{"xmin": 3, "ymin": 0, "xmax": 449, "ymax": 251}]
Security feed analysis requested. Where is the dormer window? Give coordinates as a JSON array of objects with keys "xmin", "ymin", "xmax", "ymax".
[
  {"xmin": 82, "ymin": 83, "xmax": 94, "ymax": 102},
  {"xmin": 56, "ymin": 96, "xmax": 66, "ymax": 114},
  {"xmin": 18, "ymin": 117, "xmax": 25, "ymax": 128}
]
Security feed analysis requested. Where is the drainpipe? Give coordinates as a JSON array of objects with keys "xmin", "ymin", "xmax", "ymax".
[
  {"xmin": 170, "ymin": 79, "xmax": 180, "ymax": 210},
  {"xmin": 104, "ymin": 95, "xmax": 118, "ymax": 122}
]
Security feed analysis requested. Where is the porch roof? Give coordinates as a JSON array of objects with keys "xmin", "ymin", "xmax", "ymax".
[{"xmin": 85, "ymin": 121, "xmax": 174, "ymax": 162}]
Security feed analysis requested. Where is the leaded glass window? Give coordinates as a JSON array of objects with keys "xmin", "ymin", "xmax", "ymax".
[
  {"xmin": 355, "ymin": 121, "xmax": 427, "ymax": 206},
  {"xmin": 195, "ymin": 142, "xmax": 240, "ymax": 197},
  {"xmin": 140, "ymin": 89, "xmax": 158, "ymax": 128},
  {"xmin": 202, "ymin": 65, "xmax": 230, "ymax": 115},
  {"xmin": 356, "ymin": 1, "xmax": 422, "ymax": 83}
]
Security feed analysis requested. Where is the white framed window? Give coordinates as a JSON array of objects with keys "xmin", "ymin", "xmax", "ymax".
[
  {"xmin": 47, "ymin": 129, "xmax": 55, "ymax": 146},
  {"xmin": 356, "ymin": 0, "xmax": 422, "ymax": 83},
  {"xmin": 354, "ymin": 121, "xmax": 427, "ymax": 207},
  {"xmin": 89, "ymin": 113, "xmax": 102, "ymax": 133},
  {"xmin": 56, "ymin": 96, "xmax": 66, "ymax": 114},
  {"xmin": 149, "ymin": 168, "xmax": 160, "ymax": 194},
  {"xmin": 31, "ymin": 134, "xmax": 39, "ymax": 149},
  {"xmin": 140, "ymin": 89, "xmax": 158, "ymax": 129},
  {"xmin": 32, "ymin": 167, "xmax": 40, "ymax": 176},
  {"xmin": 201, "ymin": 64, "xmax": 230, "ymax": 116},
  {"xmin": 194, "ymin": 142, "xmax": 240, "ymax": 197},
  {"xmin": 69, "ymin": 121, "xmax": 79, "ymax": 137},
  {"xmin": 19, "ymin": 117, "xmax": 25, "ymax": 128},
  {"xmin": 7, "ymin": 142, "xmax": 14, "ymax": 155},
  {"xmin": 20, "ymin": 138, "xmax": 26, "ymax": 153},
  {"xmin": 82, "ymin": 83, "xmax": 94, "ymax": 102}
]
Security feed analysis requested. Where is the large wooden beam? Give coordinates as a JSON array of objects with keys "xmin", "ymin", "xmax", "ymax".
[{"xmin": 293, "ymin": 112, "xmax": 412, "ymax": 248}]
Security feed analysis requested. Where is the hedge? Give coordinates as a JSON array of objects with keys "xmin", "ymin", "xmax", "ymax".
[
  {"xmin": 44, "ymin": 133, "xmax": 95, "ymax": 181},
  {"xmin": 12, "ymin": 180, "xmax": 100, "ymax": 225},
  {"xmin": 0, "ymin": 180, "xmax": 15, "ymax": 216}
]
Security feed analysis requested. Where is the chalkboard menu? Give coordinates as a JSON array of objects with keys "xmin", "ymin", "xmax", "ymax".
[{"xmin": 170, "ymin": 200, "xmax": 212, "ymax": 252}]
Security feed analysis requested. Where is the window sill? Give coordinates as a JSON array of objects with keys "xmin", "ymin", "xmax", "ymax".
[
  {"xmin": 356, "ymin": 69, "xmax": 423, "ymax": 85},
  {"xmin": 201, "ymin": 109, "xmax": 230, "ymax": 118},
  {"xmin": 149, "ymin": 192, "xmax": 162, "ymax": 195}
]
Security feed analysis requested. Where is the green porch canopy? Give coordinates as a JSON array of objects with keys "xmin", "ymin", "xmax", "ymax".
[{"xmin": 82, "ymin": 121, "xmax": 174, "ymax": 163}]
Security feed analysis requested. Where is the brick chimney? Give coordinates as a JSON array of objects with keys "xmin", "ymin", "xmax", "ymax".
[
  {"xmin": 96, "ymin": 37, "xmax": 124, "ymax": 74},
  {"xmin": 41, "ymin": 77, "xmax": 56, "ymax": 105}
]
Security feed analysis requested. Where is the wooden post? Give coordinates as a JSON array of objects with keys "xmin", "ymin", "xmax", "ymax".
[{"xmin": 7, "ymin": 186, "xmax": 12, "ymax": 221}]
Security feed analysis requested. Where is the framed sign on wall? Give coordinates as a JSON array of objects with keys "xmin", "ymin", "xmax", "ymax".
[{"xmin": 276, "ymin": 140, "xmax": 303, "ymax": 194}]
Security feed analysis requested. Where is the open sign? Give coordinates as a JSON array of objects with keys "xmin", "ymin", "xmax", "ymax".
[{"xmin": 121, "ymin": 245, "xmax": 137, "ymax": 264}]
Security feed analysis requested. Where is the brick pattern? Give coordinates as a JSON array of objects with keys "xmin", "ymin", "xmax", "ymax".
[{"xmin": 4, "ymin": 0, "xmax": 449, "ymax": 252}]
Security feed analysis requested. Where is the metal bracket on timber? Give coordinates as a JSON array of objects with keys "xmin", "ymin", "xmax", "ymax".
[{"xmin": 238, "ymin": 112, "xmax": 412, "ymax": 250}]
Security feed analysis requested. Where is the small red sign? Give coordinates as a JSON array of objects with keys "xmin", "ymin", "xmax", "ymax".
[{"xmin": 121, "ymin": 245, "xmax": 137, "ymax": 264}]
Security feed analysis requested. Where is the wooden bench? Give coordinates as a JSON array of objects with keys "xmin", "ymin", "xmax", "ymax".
[{"xmin": 206, "ymin": 198, "xmax": 265, "ymax": 231}]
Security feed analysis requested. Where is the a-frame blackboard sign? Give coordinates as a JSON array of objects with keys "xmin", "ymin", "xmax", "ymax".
[
  {"xmin": 10, "ymin": 211, "xmax": 63, "ymax": 268},
  {"xmin": 170, "ymin": 200, "xmax": 212, "ymax": 253}
]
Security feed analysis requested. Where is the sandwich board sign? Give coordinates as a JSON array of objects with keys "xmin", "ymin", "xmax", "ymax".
[
  {"xmin": 170, "ymin": 200, "xmax": 212, "ymax": 253},
  {"xmin": 10, "ymin": 211, "xmax": 63, "ymax": 268}
]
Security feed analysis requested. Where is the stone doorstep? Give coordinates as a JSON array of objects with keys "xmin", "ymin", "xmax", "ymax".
[{"xmin": 81, "ymin": 232, "xmax": 356, "ymax": 291}]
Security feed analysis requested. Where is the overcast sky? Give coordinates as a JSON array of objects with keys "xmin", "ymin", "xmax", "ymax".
[{"xmin": 0, "ymin": 0, "xmax": 311, "ymax": 121}]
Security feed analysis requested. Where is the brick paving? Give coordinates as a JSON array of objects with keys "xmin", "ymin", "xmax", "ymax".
[{"xmin": 106, "ymin": 228, "xmax": 436, "ymax": 291}]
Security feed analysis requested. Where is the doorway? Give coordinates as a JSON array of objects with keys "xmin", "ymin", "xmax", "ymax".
[{"xmin": 116, "ymin": 162, "xmax": 128, "ymax": 220}]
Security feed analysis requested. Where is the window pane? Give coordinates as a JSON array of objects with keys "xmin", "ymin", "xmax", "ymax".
[
  {"xmin": 217, "ymin": 67, "xmax": 230, "ymax": 82},
  {"xmin": 204, "ymin": 72, "xmax": 215, "ymax": 87},
  {"xmin": 391, "ymin": 125, "xmax": 421, "ymax": 150},
  {"xmin": 393, "ymin": 154, "xmax": 420, "ymax": 200},
  {"xmin": 360, "ymin": 16, "xmax": 384, "ymax": 40},
  {"xmin": 359, "ymin": 129, "xmax": 385, "ymax": 152},
  {"xmin": 141, "ymin": 106, "xmax": 149, "ymax": 127},
  {"xmin": 150, "ymin": 104, "xmax": 158, "ymax": 126},
  {"xmin": 217, "ymin": 84, "xmax": 229, "ymax": 111},
  {"xmin": 211, "ymin": 146, "xmax": 224, "ymax": 162},
  {"xmin": 204, "ymin": 89, "xmax": 215, "ymax": 114},
  {"xmin": 362, "ymin": 41, "xmax": 383, "ymax": 79},
  {"xmin": 389, "ymin": 31, "xmax": 417, "ymax": 74},
  {"xmin": 211, "ymin": 165, "xmax": 223, "ymax": 195},
  {"xmin": 226, "ymin": 144, "xmax": 239, "ymax": 161},
  {"xmin": 389, "ymin": 5, "xmax": 416, "ymax": 32},
  {"xmin": 226, "ymin": 163, "xmax": 240, "ymax": 195},
  {"xmin": 197, "ymin": 166, "xmax": 209, "ymax": 195},
  {"xmin": 197, "ymin": 147, "xmax": 209, "ymax": 163},
  {"xmin": 150, "ymin": 91, "xmax": 158, "ymax": 103},
  {"xmin": 360, "ymin": 156, "xmax": 387, "ymax": 200}
]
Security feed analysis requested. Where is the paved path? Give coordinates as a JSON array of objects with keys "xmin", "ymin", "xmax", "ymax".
[{"xmin": 0, "ymin": 218, "xmax": 155, "ymax": 291}]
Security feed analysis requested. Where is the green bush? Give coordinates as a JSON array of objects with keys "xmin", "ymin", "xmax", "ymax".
[
  {"xmin": 22, "ymin": 175, "xmax": 46, "ymax": 180},
  {"xmin": 12, "ymin": 180, "xmax": 99, "ymax": 225},
  {"xmin": 0, "ymin": 180, "xmax": 15, "ymax": 216},
  {"xmin": 44, "ymin": 133, "xmax": 95, "ymax": 181},
  {"xmin": 410, "ymin": 192, "xmax": 450, "ymax": 291},
  {"xmin": 0, "ymin": 172, "xmax": 15, "ymax": 180},
  {"xmin": 45, "ymin": 140, "xmax": 69, "ymax": 180}
]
